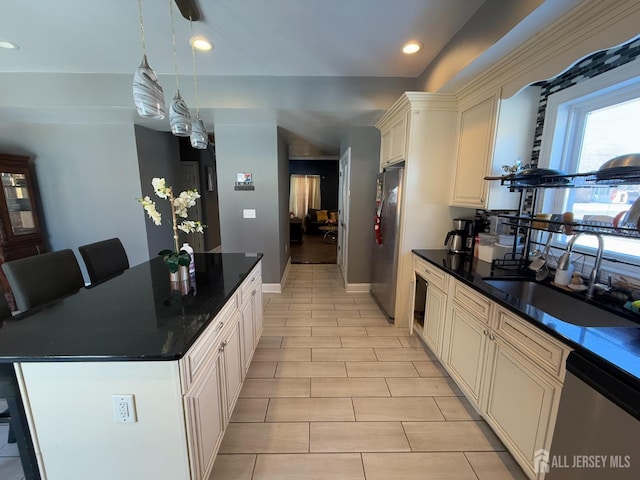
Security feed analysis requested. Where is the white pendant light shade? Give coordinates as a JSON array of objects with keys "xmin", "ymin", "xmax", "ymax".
[
  {"xmin": 168, "ymin": 0, "xmax": 191, "ymax": 136},
  {"xmin": 190, "ymin": 115, "xmax": 208, "ymax": 149},
  {"xmin": 133, "ymin": 55, "xmax": 166, "ymax": 119},
  {"xmin": 133, "ymin": 0, "xmax": 165, "ymax": 119},
  {"xmin": 169, "ymin": 91, "xmax": 192, "ymax": 136}
]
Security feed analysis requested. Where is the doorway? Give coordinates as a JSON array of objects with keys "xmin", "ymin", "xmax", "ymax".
[{"xmin": 288, "ymin": 159, "xmax": 339, "ymax": 264}]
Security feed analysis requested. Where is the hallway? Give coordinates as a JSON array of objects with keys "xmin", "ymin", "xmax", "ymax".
[{"xmin": 210, "ymin": 264, "xmax": 526, "ymax": 479}]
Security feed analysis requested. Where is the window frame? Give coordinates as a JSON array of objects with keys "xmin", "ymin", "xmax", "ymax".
[{"xmin": 538, "ymin": 57, "xmax": 640, "ymax": 272}]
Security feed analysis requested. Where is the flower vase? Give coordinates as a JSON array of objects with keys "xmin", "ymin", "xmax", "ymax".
[{"xmin": 178, "ymin": 265, "xmax": 190, "ymax": 295}]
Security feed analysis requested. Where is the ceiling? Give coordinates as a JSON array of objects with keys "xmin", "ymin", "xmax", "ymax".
[{"xmin": 0, "ymin": 0, "xmax": 574, "ymax": 155}]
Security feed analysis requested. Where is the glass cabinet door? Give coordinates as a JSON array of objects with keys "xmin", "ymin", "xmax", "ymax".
[{"xmin": 1, "ymin": 171, "xmax": 37, "ymax": 236}]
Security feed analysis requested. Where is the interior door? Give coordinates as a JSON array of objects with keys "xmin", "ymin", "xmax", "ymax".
[
  {"xmin": 180, "ymin": 162, "xmax": 205, "ymax": 252},
  {"xmin": 338, "ymin": 148, "xmax": 351, "ymax": 282}
]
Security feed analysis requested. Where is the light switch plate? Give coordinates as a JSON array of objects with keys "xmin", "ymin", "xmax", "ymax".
[{"xmin": 243, "ymin": 209, "xmax": 256, "ymax": 219}]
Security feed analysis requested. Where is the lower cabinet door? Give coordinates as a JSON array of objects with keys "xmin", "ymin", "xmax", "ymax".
[
  {"xmin": 423, "ymin": 287, "xmax": 447, "ymax": 357},
  {"xmin": 240, "ymin": 298, "xmax": 254, "ymax": 374},
  {"xmin": 222, "ymin": 314, "xmax": 244, "ymax": 420},
  {"xmin": 252, "ymin": 282, "xmax": 263, "ymax": 347},
  {"xmin": 482, "ymin": 338, "xmax": 562, "ymax": 479},
  {"xmin": 183, "ymin": 354, "xmax": 225, "ymax": 480},
  {"xmin": 444, "ymin": 303, "xmax": 489, "ymax": 406}
]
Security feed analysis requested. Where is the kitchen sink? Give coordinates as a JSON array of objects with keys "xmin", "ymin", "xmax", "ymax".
[{"xmin": 482, "ymin": 279, "xmax": 638, "ymax": 328}]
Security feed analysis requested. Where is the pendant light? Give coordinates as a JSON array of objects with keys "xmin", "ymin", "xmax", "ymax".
[
  {"xmin": 133, "ymin": 0, "xmax": 166, "ymax": 119},
  {"xmin": 168, "ymin": 0, "xmax": 191, "ymax": 136},
  {"xmin": 189, "ymin": 16, "xmax": 209, "ymax": 149}
]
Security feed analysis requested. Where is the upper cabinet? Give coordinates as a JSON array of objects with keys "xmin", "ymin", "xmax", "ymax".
[
  {"xmin": 450, "ymin": 86, "xmax": 540, "ymax": 209},
  {"xmin": 377, "ymin": 99, "xmax": 410, "ymax": 169}
]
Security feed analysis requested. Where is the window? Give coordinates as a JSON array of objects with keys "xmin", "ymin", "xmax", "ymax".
[{"xmin": 540, "ymin": 59, "xmax": 640, "ymax": 264}]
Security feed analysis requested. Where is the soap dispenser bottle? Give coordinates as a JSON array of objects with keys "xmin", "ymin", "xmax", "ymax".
[{"xmin": 181, "ymin": 242, "xmax": 195, "ymax": 276}]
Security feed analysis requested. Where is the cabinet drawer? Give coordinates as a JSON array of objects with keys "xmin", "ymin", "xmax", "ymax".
[
  {"xmin": 494, "ymin": 306, "xmax": 569, "ymax": 378},
  {"xmin": 180, "ymin": 295, "xmax": 238, "ymax": 391},
  {"xmin": 451, "ymin": 281, "xmax": 492, "ymax": 323},
  {"xmin": 240, "ymin": 263, "xmax": 262, "ymax": 304},
  {"xmin": 413, "ymin": 256, "xmax": 448, "ymax": 292}
]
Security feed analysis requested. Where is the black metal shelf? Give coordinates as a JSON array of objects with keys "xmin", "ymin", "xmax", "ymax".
[
  {"xmin": 499, "ymin": 214, "xmax": 640, "ymax": 239},
  {"xmin": 487, "ymin": 169, "xmax": 640, "ymax": 190}
]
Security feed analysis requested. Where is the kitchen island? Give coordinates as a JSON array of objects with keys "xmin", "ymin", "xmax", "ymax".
[{"xmin": 0, "ymin": 253, "xmax": 263, "ymax": 480}]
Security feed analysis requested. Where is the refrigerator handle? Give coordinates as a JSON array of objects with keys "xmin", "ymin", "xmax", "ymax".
[{"xmin": 377, "ymin": 192, "xmax": 385, "ymax": 217}]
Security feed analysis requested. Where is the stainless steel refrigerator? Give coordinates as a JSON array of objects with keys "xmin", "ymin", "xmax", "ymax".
[{"xmin": 370, "ymin": 165, "xmax": 404, "ymax": 323}]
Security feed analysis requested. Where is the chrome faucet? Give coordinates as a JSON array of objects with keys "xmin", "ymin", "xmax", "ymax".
[{"xmin": 560, "ymin": 233, "xmax": 605, "ymax": 299}]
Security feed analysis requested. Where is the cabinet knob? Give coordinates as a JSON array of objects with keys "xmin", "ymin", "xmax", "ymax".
[
  {"xmin": 489, "ymin": 334, "xmax": 495, "ymax": 341},
  {"xmin": 480, "ymin": 197, "xmax": 485, "ymax": 203},
  {"xmin": 483, "ymin": 330, "xmax": 489, "ymax": 336},
  {"xmin": 222, "ymin": 340, "xmax": 228, "ymax": 348},
  {"xmin": 252, "ymin": 290, "xmax": 257, "ymax": 296}
]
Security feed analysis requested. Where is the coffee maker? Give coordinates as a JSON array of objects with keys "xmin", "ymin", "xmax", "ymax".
[{"xmin": 444, "ymin": 218, "xmax": 475, "ymax": 254}]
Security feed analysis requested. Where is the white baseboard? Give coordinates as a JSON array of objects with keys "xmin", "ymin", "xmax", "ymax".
[
  {"xmin": 281, "ymin": 258, "xmax": 291, "ymax": 289},
  {"xmin": 345, "ymin": 283, "xmax": 371, "ymax": 293},
  {"xmin": 263, "ymin": 257, "xmax": 292, "ymax": 293},
  {"xmin": 262, "ymin": 283, "xmax": 282, "ymax": 293}
]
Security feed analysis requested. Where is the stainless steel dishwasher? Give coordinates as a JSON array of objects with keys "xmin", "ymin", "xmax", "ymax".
[{"xmin": 545, "ymin": 352, "xmax": 640, "ymax": 479}]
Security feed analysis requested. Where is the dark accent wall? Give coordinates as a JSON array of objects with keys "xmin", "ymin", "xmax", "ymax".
[
  {"xmin": 289, "ymin": 159, "xmax": 339, "ymax": 211},
  {"xmin": 134, "ymin": 125, "xmax": 181, "ymax": 257},
  {"xmin": 277, "ymin": 130, "xmax": 290, "ymax": 275},
  {"xmin": 178, "ymin": 137, "xmax": 222, "ymax": 251}
]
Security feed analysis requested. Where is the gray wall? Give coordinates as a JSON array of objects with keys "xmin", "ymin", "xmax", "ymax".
[
  {"xmin": 214, "ymin": 124, "xmax": 282, "ymax": 284},
  {"xmin": 0, "ymin": 123, "xmax": 149, "ymax": 281},
  {"xmin": 277, "ymin": 130, "xmax": 290, "ymax": 275},
  {"xmin": 134, "ymin": 125, "xmax": 181, "ymax": 256},
  {"xmin": 417, "ymin": 0, "xmax": 545, "ymax": 92},
  {"xmin": 340, "ymin": 127, "xmax": 380, "ymax": 284}
]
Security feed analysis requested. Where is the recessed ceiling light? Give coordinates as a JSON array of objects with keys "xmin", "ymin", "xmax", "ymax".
[
  {"xmin": 0, "ymin": 40, "xmax": 19, "ymax": 50},
  {"xmin": 190, "ymin": 37, "xmax": 212, "ymax": 51},
  {"xmin": 402, "ymin": 41, "xmax": 422, "ymax": 55}
]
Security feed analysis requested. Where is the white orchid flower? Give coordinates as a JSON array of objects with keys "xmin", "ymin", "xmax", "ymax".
[{"xmin": 152, "ymin": 177, "xmax": 171, "ymax": 199}]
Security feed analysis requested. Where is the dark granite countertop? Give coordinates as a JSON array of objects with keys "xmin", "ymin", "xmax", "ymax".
[
  {"xmin": 0, "ymin": 253, "xmax": 262, "ymax": 362},
  {"xmin": 413, "ymin": 249, "xmax": 640, "ymax": 391}
]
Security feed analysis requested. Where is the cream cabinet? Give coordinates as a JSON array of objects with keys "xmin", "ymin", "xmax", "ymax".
[
  {"xmin": 240, "ymin": 261, "xmax": 263, "ymax": 356},
  {"xmin": 182, "ymin": 308, "xmax": 244, "ymax": 480},
  {"xmin": 439, "ymin": 277, "xmax": 570, "ymax": 480},
  {"xmin": 411, "ymin": 255, "xmax": 449, "ymax": 356},
  {"xmin": 378, "ymin": 109, "xmax": 408, "ymax": 168},
  {"xmin": 221, "ymin": 313, "xmax": 244, "ymax": 419},
  {"xmin": 443, "ymin": 282, "xmax": 493, "ymax": 409},
  {"xmin": 482, "ymin": 332, "xmax": 562, "ymax": 480},
  {"xmin": 375, "ymin": 93, "xmax": 458, "ymax": 327},
  {"xmin": 181, "ymin": 261, "xmax": 263, "ymax": 480},
  {"xmin": 183, "ymin": 341, "xmax": 225, "ymax": 480},
  {"xmin": 450, "ymin": 86, "xmax": 540, "ymax": 209}
]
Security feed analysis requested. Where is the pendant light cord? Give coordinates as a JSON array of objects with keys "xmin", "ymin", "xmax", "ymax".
[
  {"xmin": 169, "ymin": 0, "xmax": 181, "ymax": 91},
  {"xmin": 190, "ymin": 17, "xmax": 200, "ymax": 116},
  {"xmin": 138, "ymin": 0, "xmax": 147, "ymax": 55}
]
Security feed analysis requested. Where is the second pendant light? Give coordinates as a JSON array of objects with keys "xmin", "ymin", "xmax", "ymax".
[{"xmin": 168, "ymin": 0, "xmax": 192, "ymax": 136}]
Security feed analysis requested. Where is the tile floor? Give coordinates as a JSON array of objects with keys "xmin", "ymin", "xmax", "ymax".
[
  {"xmin": 211, "ymin": 264, "xmax": 528, "ymax": 480},
  {"xmin": 0, "ymin": 399, "xmax": 25, "ymax": 480}
]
